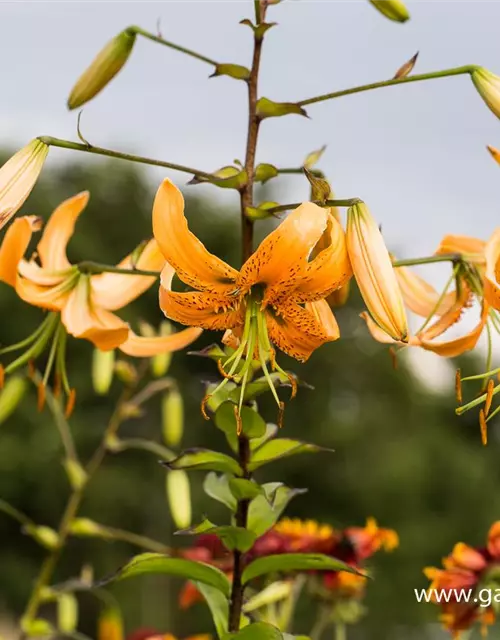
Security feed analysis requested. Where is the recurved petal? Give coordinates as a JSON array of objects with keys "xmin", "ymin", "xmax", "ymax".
[
  {"xmin": 237, "ymin": 202, "xmax": 329, "ymax": 306},
  {"xmin": 37, "ymin": 192, "xmax": 90, "ymax": 271},
  {"xmin": 61, "ymin": 276, "xmax": 129, "ymax": 350},
  {"xmin": 484, "ymin": 228, "xmax": 500, "ymax": 310},
  {"xmin": 15, "ymin": 275, "xmax": 72, "ymax": 311},
  {"xmin": 159, "ymin": 264, "xmax": 243, "ymax": 331},
  {"xmin": 294, "ymin": 212, "xmax": 352, "ymax": 303},
  {"xmin": 91, "ymin": 239, "xmax": 165, "ymax": 311},
  {"xmin": 0, "ymin": 215, "xmax": 41, "ymax": 286},
  {"xmin": 394, "ymin": 264, "xmax": 457, "ymax": 317},
  {"xmin": 447, "ymin": 543, "xmax": 487, "ymax": 572},
  {"xmin": 360, "ymin": 311, "xmax": 417, "ymax": 347},
  {"xmin": 18, "ymin": 259, "xmax": 69, "ymax": 286},
  {"xmin": 153, "ymin": 179, "xmax": 238, "ymax": 293},
  {"xmin": 119, "ymin": 326, "xmax": 202, "ymax": 357},
  {"xmin": 435, "ymin": 234, "xmax": 486, "ymax": 264},
  {"xmin": 265, "ymin": 298, "xmax": 339, "ymax": 362}
]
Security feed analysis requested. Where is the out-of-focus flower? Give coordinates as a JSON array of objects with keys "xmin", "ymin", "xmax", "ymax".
[
  {"xmin": 471, "ymin": 68, "xmax": 500, "ymax": 120},
  {"xmin": 126, "ymin": 629, "xmax": 210, "ymax": 640},
  {"xmin": 0, "ymin": 139, "xmax": 48, "ymax": 230},
  {"xmin": 0, "ymin": 193, "xmax": 201, "ymax": 410},
  {"xmin": 153, "ymin": 179, "xmax": 352, "ymax": 421},
  {"xmin": 368, "ymin": 0, "xmax": 410, "ymax": 23},
  {"xmin": 346, "ymin": 202, "xmax": 408, "ymax": 341},
  {"xmin": 424, "ymin": 521, "xmax": 500, "ymax": 637}
]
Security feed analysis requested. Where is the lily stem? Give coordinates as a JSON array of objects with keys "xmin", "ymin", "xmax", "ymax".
[
  {"xmin": 393, "ymin": 253, "xmax": 462, "ymax": 267},
  {"xmin": 228, "ymin": 0, "xmax": 266, "ymax": 633},
  {"xmin": 37, "ymin": 137, "xmax": 215, "ymax": 181},
  {"xmin": 267, "ymin": 198, "xmax": 361, "ymax": 215},
  {"xmin": 77, "ymin": 261, "xmax": 160, "ymax": 277},
  {"xmin": 130, "ymin": 26, "xmax": 217, "ymax": 67},
  {"xmin": 297, "ymin": 65, "xmax": 478, "ymax": 107}
]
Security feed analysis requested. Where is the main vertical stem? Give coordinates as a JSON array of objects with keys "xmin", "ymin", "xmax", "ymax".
[{"xmin": 228, "ymin": 0, "xmax": 266, "ymax": 632}]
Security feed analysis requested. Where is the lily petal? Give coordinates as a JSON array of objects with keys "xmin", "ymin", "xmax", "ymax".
[
  {"xmin": 238, "ymin": 202, "xmax": 329, "ymax": 306},
  {"xmin": 159, "ymin": 264, "xmax": 243, "ymax": 331},
  {"xmin": 61, "ymin": 276, "xmax": 129, "ymax": 350},
  {"xmin": 119, "ymin": 326, "xmax": 202, "ymax": 357},
  {"xmin": 91, "ymin": 239, "xmax": 165, "ymax": 311},
  {"xmin": 37, "ymin": 191, "xmax": 89, "ymax": 271},
  {"xmin": 265, "ymin": 298, "xmax": 339, "ymax": 362},
  {"xmin": 294, "ymin": 212, "xmax": 352, "ymax": 303},
  {"xmin": 18, "ymin": 259, "xmax": 70, "ymax": 286},
  {"xmin": 0, "ymin": 215, "xmax": 41, "ymax": 286},
  {"xmin": 153, "ymin": 179, "xmax": 238, "ymax": 293},
  {"xmin": 395, "ymin": 264, "xmax": 457, "ymax": 317},
  {"xmin": 484, "ymin": 228, "xmax": 500, "ymax": 310},
  {"xmin": 435, "ymin": 234, "xmax": 486, "ymax": 264},
  {"xmin": 16, "ymin": 275, "xmax": 73, "ymax": 311},
  {"xmin": 360, "ymin": 311, "xmax": 417, "ymax": 347}
]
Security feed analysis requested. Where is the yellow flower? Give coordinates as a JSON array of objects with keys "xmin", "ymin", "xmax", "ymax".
[
  {"xmin": 0, "ymin": 192, "xmax": 201, "ymax": 407},
  {"xmin": 153, "ymin": 179, "xmax": 352, "ymax": 418},
  {"xmin": 346, "ymin": 202, "xmax": 408, "ymax": 341},
  {"xmin": 471, "ymin": 67, "xmax": 500, "ymax": 120},
  {"xmin": 369, "ymin": 0, "xmax": 410, "ymax": 23},
  {"xmin": 0, "ymin": 139, "xmax": 48, "ymax": 230}
]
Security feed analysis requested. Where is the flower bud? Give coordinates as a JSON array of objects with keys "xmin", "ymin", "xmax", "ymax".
[
  {"xmin": 471, "ymin": 68, "xmax": 500, "ymax": 120},
  {"xmin": 369, "ymin": 0, "xmax": 410, "ymax": 23},
  {"xmin": 166, "ymin": 470, "xmax": 191, "ymax": 529},
  {"xmin": 346, "ymin": 202, "xmax": 408, "ymax": 341},
  {"xmin": 67, "ymin": 29, "xmax": 137, "ymax": 109},
  {"xmin": 58, "ymin": 594, "xmax": 78, "ymax": 634},
  {"xmin": 92, "ymin": 348, "xmax": 115, "ymax": 395},
  {"xmin": 152, "ymin": 322, "xmax": 173, "ymax": 377},
  {"xmin": 162, "ymin": 388, "xmax": 183, "ymax": 447},
  {"xmin": 24, "ymin": 524, "xmax": 60, "ymax": 550},
  {"xmin": 0, "ymin": 139, "xmax": 48, "ymax": 229},
  {"xmin": 0, "ymin": 376, "xmax": 27, "ymax": 424}
]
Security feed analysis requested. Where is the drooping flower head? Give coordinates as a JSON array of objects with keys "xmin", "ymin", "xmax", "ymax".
[
  {"xmin": 0, "ymin": 192, "xmax": 201, "ymax": 412},
  {"xmin": 153, "ymin": 179, "xmax": 352, "ymax": 426}
]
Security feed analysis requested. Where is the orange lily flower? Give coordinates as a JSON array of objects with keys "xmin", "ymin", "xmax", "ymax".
[
  {"xmin": 0, "ymin": 192, "xmax": 201, "ymax": 407},
  {"xmin": 153, "ymin": 179, "xmax": 351, "ymax": 420}
]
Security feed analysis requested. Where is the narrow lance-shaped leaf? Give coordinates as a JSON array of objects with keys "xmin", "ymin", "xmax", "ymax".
[
  {"xmin": 247, "ymin": 486, "xmax": 307, "ymax": 537},
  {"xmin": 256, "ymin": 98, "xmax": 308, "ymax": 120},
  {"xmin": 210, "ymin": 63, "xmax": 251, "ymax": 81},
  {"xmin": 162, "ymin": 448, "xmax": 243, "ymax": 476},
  {"xmin": 248, "ymin": 439, "xmax": 333, "ymax": 471}
]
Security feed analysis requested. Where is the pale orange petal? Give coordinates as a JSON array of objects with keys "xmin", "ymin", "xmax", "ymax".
[
  {"xmin": 305, "ymin": 299, "xmax": 340, "ymax": 340},
  {"xmin": 435, "ymin": 234, "xmax": 486, "ymax": 264},
  {"xmin": 294, "ymin": 212, "xmax": 352, "ymax": 303},
  {"xmin": 360, "ymin": 311, "xmax": 410, "ymax": 346},
  {"xmin": 37, "ymin": 192, "xmax": 89, "ymax": 271},
  {"xmin": 18, "ymin": 259, "xmax": 69, "ymax": 286},
  {"xmin": 15, "ymin": 275, "xmax": 72, "ymax": 311},
  {"xmin": 119, "ymin": 326, "xmax": 202, "ymax": 357},
  {"xmin": 418, "ymin": 286, "xmax": 472, "ymax": 342},
  {"xmin": 61, "ymin": 277, "xmax": 129, "ymax": 349},
  {"xmin": 395, "ymin": 264, "xmax": 457, "ymax": 317},
  {"xmin": 91, "ymin": 239, "xmax": 165, "ymax": 311},
  {"xmin": 152, "ymin": 179, "xmax": 238, "ymax": 293},
  {"xmin": 238, "ymin": 202, "xmax": 329, "ymax": 306},
  {"xmin": 484, "ymin": 228, "xmax": 500, "ymax": 310},
  {"xmin": 265, "ymin": 298, "xmax": 339, "ymax": 362},
  {"xmin": 0, "ymin": 215, "xmax": 41, "ymax": 286},
  {"xmin": 159, "ymin": 264, "xmax": 243, "ymax": 331}
]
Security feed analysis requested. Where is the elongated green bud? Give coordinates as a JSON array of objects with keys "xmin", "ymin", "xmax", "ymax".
[
  {"xmin": 162, "ymin": 388, "xmax": 183, "ymax": 447},
  {"xmin": 0, "ymin": 376, "xmax": 27, "ymax": 424},
  {"xmin": 0, "ymin": 139, "xmax": 48, "ymax": 229},
  {"xmin": 166, "ymin": 470, "xmax": 191, "ymax": 529},
  {"xmin": 63, "ymin": 459, "xmax": 88, "ymax": 490},
  {"xmin": 92, "ymin": 348, "xmax": 115, "ymax": 395},
  {"xmin": 369, "ymin": 0, "xmax": 410, "ymax": 22},
  {"xmin": 68, "ymin": 29, "xmax": 137, "ymax": 109},
  {"xmin": 152, "ymin": 322, "xmax": 173, "ymax": 377},
  {"xmin": 25, "ymin": 524, "xmax": 60, "ymax": 550},
  {"xmin": 58, "ymin": 594, "xmax": 78, "ymax": 634},
  {"xmin": 472, "ymin": 68, "xmax": 500, "ymax": 120}
]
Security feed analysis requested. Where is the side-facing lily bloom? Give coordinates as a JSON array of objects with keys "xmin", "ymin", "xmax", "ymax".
[
  {"xmin": 0, "ymin": 192, "xmax": 201, "ymax": 409},
  {"xmin": 153, "ymin": 179, "xmax": 352, "ymax": 421}
]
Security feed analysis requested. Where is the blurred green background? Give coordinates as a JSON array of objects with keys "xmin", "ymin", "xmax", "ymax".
[{"xmin": 1, "ymin": 156, "xmax": 499, "ymax": 640}]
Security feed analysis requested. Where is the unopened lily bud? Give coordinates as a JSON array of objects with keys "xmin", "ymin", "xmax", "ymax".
[
  {"xmin": 63, "ymin": 459, "xmax": 88, "ymax": 490},
  {"xmin": 369, "ymin": 0, "xmax": 410, "ymax": 22},
  {"xmin": 25, "ymin": 524, "xmax": 60, "ymax": 550},
  {"xmin": 92, "ymin": 348, "xmax": 115, "ymax": 395},
  {"xmin": 162, "ymin": 388, "xmax": 183, "ymax": 447},
  {"xmin": 166, "ymin": 470, "xmax": 191, "ymax": 529},
  {"xmin": 152, "ymin": 322, "xmax": 173, "ymax": 377},
  {"xmin": 347, "ymin": 202, "xmax": 408, "ymax": 341},
  {"xmin": 58, "ymin": 594, "xmax": 78, "ymax": 634},
  {"xmin": 0, "ymin": 139, "xmax": 48, "ymax": 229},
  {"xmin": 471, "ymin": 68, "xmax": 500, "ymax": 120},
  {"xmin": 67, "ymin": 29, "xmax": 137, "ymax": 109},
  {"xmin": 0, "ymin": 376, "xmax": 27, "ymax": 424},
  {"xmin": 69, "ymin": 517, "xmax": 109, "ymax": 538},
  {"xmin": 114, "ymin": 360, "xmax": 137, "ymax": 385}
]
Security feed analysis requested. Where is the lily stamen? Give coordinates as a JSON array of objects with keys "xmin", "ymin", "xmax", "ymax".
[
  {"xmin": 485, "ymin": 379, "xmax": 495, "ymax": 415},
  {"xmin": 455, "ymin": 369, "xmax": 463, "ymax": 404}
]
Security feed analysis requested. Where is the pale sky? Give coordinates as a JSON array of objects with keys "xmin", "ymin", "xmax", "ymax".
[{"xmin": 1, "ymin": 0, "xmax": 500, "ymax": 264}]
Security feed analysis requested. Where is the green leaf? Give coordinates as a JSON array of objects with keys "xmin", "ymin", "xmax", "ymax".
[
  {"xmin": 256, "ymin": 98, "xmax": 308, "ymax": 120},
  {"xmin": 250, "ymin": 424, "xmax": 278, "ymax": 451},
  {"xmin": 242, "ymin": 553, "xmax": 362, "ymax": 585},
  {"xmin": 245, "ymin": 202, "xmax": 280, "ymax": 221},
  {"xmin": 189, "ymin": 165, "xmax": 248, "ymax": 190},
  {"xmin": 229, "ymin": 478, "xmax": 264, "ymax": 502},
  {"xmin": 239, "ymin": 19, "xmax": 277, "ymax": 40},
  {"xmin": 101, "ymin": 552, "xmax": 231, "ymax": 597},
  {"xmin": 177, "ymin": 518, "xmax": 256, "ymax": 552},
  {"xmin": 248, "ymin": 439, "xmax": 332, "ymax": 471},
  {"xmin": 215, "ymin": 402, "xmax": 267, "ymax": 439},
  {"xmin": 226, "ymin": 622, "xmax": 284, "ymax": 640},
  {"xmin": 205, "ymin": 381, "xmax": 238, "ymax": 415},
  {"xmin": 303, "ymin": 145, "xmax": 327, "ymax": 169},
  {"xmin": 204, "ymin": 473, "xmax": 237, "ymax": 510},
  {"xmin": 211, "ymin": 63, "xmax": 250, "ymax": 81},
  {"xmin": 21, "ymin": 618, "xmax": 54, "ymax": 636},
  {"xmin": 254, "ymin": 163, "xmax": 279, "ymax": 184},
  {"xmin": 247, "ymin": 485, "xmax": 307, "ymax": 537},
  {"xmin": 243, "ymin": 580, "xmax": 292, "ymax": 613},
  {"xmin": 195, "ymin": 581, "xmax": 229, "ymax": 638},
  {"xmin": 163, "ymin": 448, "xmax": 242, "ymax": 476}
]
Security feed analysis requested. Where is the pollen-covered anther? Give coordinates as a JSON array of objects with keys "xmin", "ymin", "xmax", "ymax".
[
  {"xmin": 65, "ymin": 388, "xmax": 76, "ymax": 418},
  {"xmin": 27, "ymin": 360, "xmax": 36, "ymax": 379},
  {"xmin": 278, "ymin": 401, "xmax": 285, "ymax": 429},
  {"xmin": 37, "ymin": 382, "xmax": 46, "ymax": 412},
  {"xmin": 485, "ymin": 379, "xmax": 495, "ymax": 416},
  {"xmin": 217, "ymin": 358, "xmax": 236, "ymax": 381},
  {"xmin": 200, "ymin": 394, "xmax": 211, "ymax": 421},
  {"xmin": 455, "ymin": 369, "xmax": 463, "ymax": 404},
  {"xmin": 0, "ymin": 365, "xmax": 4, "ymax": 389},
  {"xmin": 233, "ymin": 404, "xmax": 243, "ymax": 435},
  {"xmin": 479, "ymin": 409, "xmax": 488, "ymax": 446}
]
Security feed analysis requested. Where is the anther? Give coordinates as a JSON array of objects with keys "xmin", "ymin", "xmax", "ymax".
[
  {"xmin": 278, "ymin": 401, "xmax": 285, "ymax": 429},
  {"xmin": 485, "ymin": 379, "xmax": 495, "ymax": 416},
  {"xmin": 217, "ymin": 358, "xmax": 236, "ymax": 381},
  {"xmin": 0, "ymin": 365, "xmax": 4, "ymax": 389},
  {"xmin": 479, "ymin": 409, "xmax": 488, "ymax": 446},
  {"xmin": 286, "ymin": 373, "xmax": 298, "ymax": 400},
  {"xmin": 37, "ymin": 382, "xmax": 46, "ymax": 412},
  {"xmin": 65, "ymin": 389, "xmax": 76, "ymax": 418},
  {"xmin": 27, "ymin": 360, "xmax": 36, "ymax": 379},
  {"xmin": 200, "ymin": 394, "xmax": 211, "ymax": 421},
  {"xmin": 455, "ymin": 369, "xmax": 462, "ymax": 404},
  {"xmin": 233, "ymin": 404, "xmax": 243, "ymax": 436}
]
